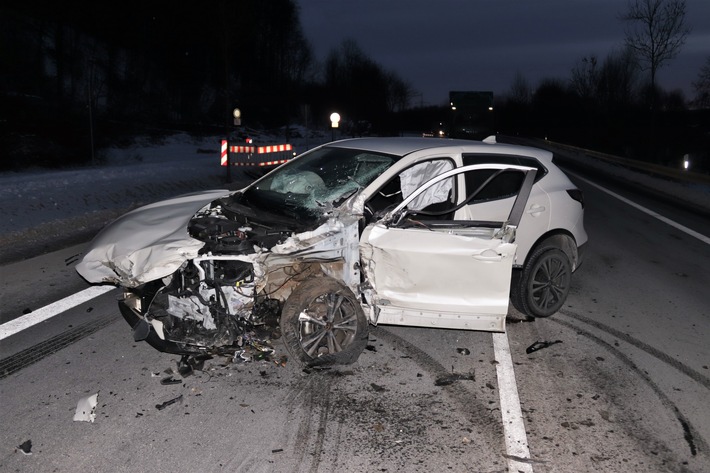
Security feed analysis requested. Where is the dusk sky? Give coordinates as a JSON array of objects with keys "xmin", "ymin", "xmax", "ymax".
[{"xmin": 299, "ymin": 0, "xmax": 710, "ymax": 105}]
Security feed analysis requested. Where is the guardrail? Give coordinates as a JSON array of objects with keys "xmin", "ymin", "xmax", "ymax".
[{"xmin": 542, "ymin": 139, "xmax": 710, "ymax": 185}]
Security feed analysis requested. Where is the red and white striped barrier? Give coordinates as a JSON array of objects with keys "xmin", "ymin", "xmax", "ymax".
[
  {"xmin": 220, "ymin": 140, "xmax": 228, "ymax": 166},
  {"xmin": 229, "ymin": 145, "xmax": 256, "ymax": 153},
  {"xmin": 222, "ymin": 141, "xmax": 293, "ymax": 167},
  {"xmin": 257, "ymin": 144, "xmax": 292, "ymax": 154},
  {"xmin": 232, "ymin": 159, "xmax": 290, "ymax": 167}
]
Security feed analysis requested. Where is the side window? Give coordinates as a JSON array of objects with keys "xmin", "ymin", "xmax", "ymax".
[{"xmin": 462, "ymin": 154, "xmax": 543, "ymax": 204}]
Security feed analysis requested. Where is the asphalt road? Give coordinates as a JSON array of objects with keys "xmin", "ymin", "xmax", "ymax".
[{"xmin": 1, "ymin": 158, "xmax": 709, "ymax": 472}]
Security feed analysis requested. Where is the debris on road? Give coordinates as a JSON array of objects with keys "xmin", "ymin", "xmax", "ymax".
[
  {"xmin": 434, "ymin": 371, "xmax": 475, "ymax": 386},
  {"xmin": 16, "ymin": 439, "xmax": 32, "ymax": 455},
  {"xmin": 177, "ymin": 354, "xmax": 212, "ymax": 377},
  {"xmin": 155, "ymin": 394, "xmax": 184, "ymax": 411},
  {"xmin": 73, "ymin": 393, "xmax": 98, "ymax": 422},
  {"xmin": 160, "ymin": 376, "xmax": 182, "ymax": 385},
  {"xmin": 457, "ymin": 347, "xmax": 471, "ymax": 355},
  {"xmin": 525, "ymin": 340, "xmax": 563, "ymax": 354}
]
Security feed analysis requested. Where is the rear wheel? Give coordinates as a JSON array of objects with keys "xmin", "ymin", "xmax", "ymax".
[
  {"xmin": 280, "ymin": 277, "xmax": 368, "ymax": 366},
  {"xmin": 511, "ymin": 247, "xmax": 571, "ymax": 318}
]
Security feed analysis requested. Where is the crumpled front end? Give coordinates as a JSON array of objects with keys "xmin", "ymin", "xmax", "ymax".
[
  {"xmin": 82, "ymin": 185, "xmax": 362, "ymax": 358},
  {"xmin": 76, "ymin": 189, "xmax": 230, "ymax": 287}
]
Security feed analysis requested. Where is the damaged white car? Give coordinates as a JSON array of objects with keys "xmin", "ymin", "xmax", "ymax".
[{"xmin": 77, "ymin": 137, "xmax": 586, "ymax": 365}]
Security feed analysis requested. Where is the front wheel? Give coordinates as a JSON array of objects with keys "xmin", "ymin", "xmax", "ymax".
[
  {"xmin": 280, "ymin": 277, "xmax": 369, "ymax": 366},
  {"xmin": 511, "ymin": 247, "xmax": 571, "ymax": 318}
]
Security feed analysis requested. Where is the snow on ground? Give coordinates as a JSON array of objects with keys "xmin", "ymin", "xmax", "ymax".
[
  {"xmin": 0, "ymin": 131, "xmax": 707, "ymax": 264},
  {"xmin": 0, "ymin": 130, "xmax": 328, "ymax": 263}
]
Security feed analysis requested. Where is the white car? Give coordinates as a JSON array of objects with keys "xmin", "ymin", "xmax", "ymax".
[{"xmin": 77, "ymin": 137, "xmax": 586, "ymax": 365}]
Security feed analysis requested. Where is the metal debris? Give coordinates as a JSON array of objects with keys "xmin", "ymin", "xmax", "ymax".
[
  {"xmin": 73, "ymin": 393, "xmax": 98, "ymax": 422},
  {"xmin": 155, "ymin": 394, "xmax": 184, "ymax": 411},
  {"xmin": 526, "ymin": 340, "xmax": 563, "ymax": 354}
]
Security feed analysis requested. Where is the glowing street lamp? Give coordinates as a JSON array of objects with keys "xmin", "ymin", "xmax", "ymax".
[{"xmin": 330, "ymin": 112, "xmax": 340, "ymax": 141}]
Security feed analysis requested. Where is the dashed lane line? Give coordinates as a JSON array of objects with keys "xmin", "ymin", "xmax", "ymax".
[
  {"xmin": 493, "ymin": 331, "xmax": 534, "ymax": 473},
  {"xmin": 0, "ymin": 285, "xmax": 116, "ymax": 340}
]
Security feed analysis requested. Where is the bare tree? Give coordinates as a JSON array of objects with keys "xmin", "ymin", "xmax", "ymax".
[
  {"xmin": 622, "ymin": 0, "xmax": 690, "ymax": 89},
  {"xmin": 509, "ymin": 72, "xmax": 532, "ymax": 105},
  {"xmin": 692, "ymin": 56, "xmax": 710, "ymax": 108},
  {"xmin": 570, "ymin": 56, "xmax": 599, "ymax": 100},
  {"xmin": 596, "ymin": 48, "xmax": 639, "ymax": 110}
]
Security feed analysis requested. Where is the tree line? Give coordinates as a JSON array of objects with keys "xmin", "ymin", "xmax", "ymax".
[{"xmin": 1, "ymin": 0, "xmax": 708, "ymax": 171}]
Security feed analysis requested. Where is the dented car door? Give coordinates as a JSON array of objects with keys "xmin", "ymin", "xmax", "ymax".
[{"xmin": 359, "ymin": 164, "xmax": 536, "ymax": 332}]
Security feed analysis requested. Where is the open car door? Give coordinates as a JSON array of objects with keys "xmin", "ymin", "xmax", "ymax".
[{"xmin": 359, "ymin": 164, "xmax": 536, "ymax": 332}]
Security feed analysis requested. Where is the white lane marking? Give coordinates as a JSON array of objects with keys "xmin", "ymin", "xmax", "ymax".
[
  {"xmin": 493, "ymin": 331, "xmax": 534, "ymax": 473},
  {"xmin": 0, "ymin": 286, "xmax": 115, "ymax": 340},
  {"xmin": 571, "ymin": 173, "xmax": 710, "ymax": 246}
]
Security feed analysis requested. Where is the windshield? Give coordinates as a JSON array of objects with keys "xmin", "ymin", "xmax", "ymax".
[{"xmin": 242, "ymin": 146, "xmax": 398, "ymax": 224}]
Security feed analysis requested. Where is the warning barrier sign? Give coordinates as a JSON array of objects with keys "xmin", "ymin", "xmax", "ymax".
[{"xmin": 220, "ymin": 140, "xmax": 293, "ymax": 167}]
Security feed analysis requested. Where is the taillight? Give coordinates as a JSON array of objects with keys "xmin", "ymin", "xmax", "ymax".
[{"xmin": 566, "ymin": 189, "xmax": 584, "ymax": 209}]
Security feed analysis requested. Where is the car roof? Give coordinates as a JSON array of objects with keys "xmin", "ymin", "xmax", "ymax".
[{"xmin": 324, "ymin": 137, "xmax": 553, "ymax": 163}]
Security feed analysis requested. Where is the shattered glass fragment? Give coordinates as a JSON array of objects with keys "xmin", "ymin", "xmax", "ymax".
[{"xmin": 73, "ymin": 393, "xmax": 98, "ymax": 422}]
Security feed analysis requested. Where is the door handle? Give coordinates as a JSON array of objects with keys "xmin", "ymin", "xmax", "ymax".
[
  {"xmin": 526, "ymin": 204, "xmax": 546, "ymax": 216},
  {"xmin": 472, "ymin": 254, "xmax": 502, "ymax": 262}
]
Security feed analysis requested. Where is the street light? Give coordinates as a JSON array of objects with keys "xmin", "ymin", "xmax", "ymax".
[{"xmin": 330, "ymin": 112, "xmax": 340, "ymax": 141}]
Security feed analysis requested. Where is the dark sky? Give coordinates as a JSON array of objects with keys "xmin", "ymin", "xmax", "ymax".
[{"xmin": 299, "ymin": 0, "xmax": 710, "ymax": 105}]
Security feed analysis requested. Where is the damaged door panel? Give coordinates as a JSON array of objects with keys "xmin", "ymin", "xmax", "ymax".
[{"xmin": 360, "ymin": 164, "xmax": 536, "ymax": 332}]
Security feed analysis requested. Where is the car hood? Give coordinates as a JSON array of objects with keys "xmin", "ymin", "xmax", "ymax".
[{"xmin": 76, "ymin": 189, "xmax": 230, "ymax": 287}]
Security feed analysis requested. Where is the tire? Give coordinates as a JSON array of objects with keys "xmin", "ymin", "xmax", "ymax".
[
  {"xmin": 280, "ymin": 277, "xmax": 369, "ymax": 366},
  {"xmin": 511, "ymin": 247, "xmax": 571, "ymax": 318}
]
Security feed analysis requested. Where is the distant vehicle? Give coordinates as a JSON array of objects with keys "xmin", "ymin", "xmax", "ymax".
[{"xmin": 77, "ymin": 137, "xmax": 586, "ymax": 365}]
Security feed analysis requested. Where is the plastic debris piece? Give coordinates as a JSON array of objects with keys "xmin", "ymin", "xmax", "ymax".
[
  {"xmin": 73, "ymin": 393, "xmax": 98, "ymax": 422},
  {"xmin": 160, "ymin": 376, "xmax": 182, "ymax": 385},
  {"xmin": 457, "ymin": 347, "xmax": 471, "ymax": 355},
  {"xmin": 177, "ymin": 354, "xmax": 212, "ymax": 377},
  {"xmin": 526, "ymin": 340, "xmax": 563, "ymax": 354},
  {"xmin": 155, "ymin": 394, "xmax": 184, "ymax": 411},
  {"xmin": 17, "ymin": 440, "xmax": 32, "ymax": 455},
  {"xmin": 435, "ymin": 372, "xmax": 475, "ymax": 386}
]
